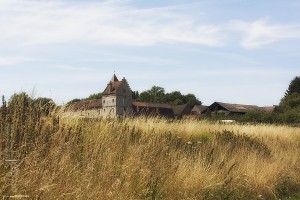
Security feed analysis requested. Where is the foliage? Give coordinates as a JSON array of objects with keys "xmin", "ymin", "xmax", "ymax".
[
  {"xmin": 85, "ymin": 92, "xmax": 102, "ymax": 100},
  {"xmin": 67, "ymin": 98, "xmax": 81, "ymax": 105},
  {"xmin": 284, "ymin": 76, "xmax": 300, "ymax": 97},
  {"xmin": 67, "ymin": 93, "xmax": 102, "ymax": 105},
  {"xmin": 280, "ymin": 76, "xmax": 300, "ymax": 111},
  {"xmin": 132, "ymin": 91, "xmax": 139, "ymax": 100},
  {"xmin": 135, "ymin": 86, "xmax": 202, "ymax": 107},
  {"xmin": 280, "ymin": 93, "xmax": 300, "ymax": 110}
]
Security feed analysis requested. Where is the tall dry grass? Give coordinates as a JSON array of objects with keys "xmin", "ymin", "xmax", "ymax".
[{"xmin": 1, "ymin": 95, "xmax": 300, "ymax": 199}]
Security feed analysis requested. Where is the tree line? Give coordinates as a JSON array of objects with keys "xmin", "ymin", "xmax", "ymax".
[
  {"xmin": 67, "ymin": 86, "xmax": 202, "ymax": 107},
  {"xmin": 132, "ymin": 86, "xmax": 201, "ymax": 107},
  {"xmin": 2, "ymin": 76, "xmax": 300, "ymax": 124}
]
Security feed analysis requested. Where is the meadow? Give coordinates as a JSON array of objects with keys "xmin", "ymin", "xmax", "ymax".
[{"xmin": 0, "ymin": 95, "xmax": 300, "ymax": 199}]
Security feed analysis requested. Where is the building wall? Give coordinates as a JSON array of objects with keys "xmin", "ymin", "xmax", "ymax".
[
  {"xmin": 63, "ymin": 110, "xmax": 102, "ymax": 118},
  {"xmin": 101, "ymin": 79, "xmax": 133, "ymax": 117},
  {"xmin": 101, "ymin": 95, "xmax": 117, "ymax": 117},
  {"xmin": 116, "ymin": 81, "xmax": 133, "ymax": 116}
]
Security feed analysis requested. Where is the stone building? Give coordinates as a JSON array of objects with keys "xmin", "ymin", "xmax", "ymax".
[
  {"xmin": 66, "ymin": 74, "xmax": 133, "ymax": 118},
  {"xmin": 101, "ymin": 74, "xmax": 133, "ymax": 117},
  {"xmin": 67, "ymin": 74, "xmax": 194, "ymax": 118}
]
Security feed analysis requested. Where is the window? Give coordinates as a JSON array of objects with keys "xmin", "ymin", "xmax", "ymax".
[
  {"xmin": 103, "ymin": 100, "xmax": 105, "ymax": 104},
  {"xmin": 112, "ymin": 99, "xmax": 115, "ymax": 103}
]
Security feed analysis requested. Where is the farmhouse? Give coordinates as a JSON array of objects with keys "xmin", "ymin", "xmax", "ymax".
[
  {"xmin": 69, "ymin": 74, "xmax": 188, "ymax": 118},
  {"xmin": 68, "ymin": 74, "xmax": 279, "ymax": 118},
  {"xmin": 69, "ymin": 74, "xmax": 132, "ymax": 117},
  {"xmin": 206, "ymin": 102, "xmax": 279, "ymax": 116},
  {"xmin": 132, "ymin": 102, "xmax": 174, "ymax": 118}
]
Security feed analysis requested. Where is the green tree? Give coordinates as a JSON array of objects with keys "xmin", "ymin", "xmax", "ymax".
[
  {"xmin": 67, "ymin": 98, "xmax": 81, "ymax": 105},
  {"xmin": 281, "ymin": 76, "xmax": 300, "ymax": 110},
  {"xmin": 284, "ymin": 76, "xmax": 300, "ymax": 97},
  {"xmin": 148, "ymin": 86, "xmax": 165, "ymax": 102},
  {"xmin": 132, "ymin": 91, "xmax": 139, "ymax": 100},
  {"xmin": 164, "ymin": 91, "xmax": 182, "ymax": 103},
  {"xmin": 280, "ymin": 93, "xmax": 300, "ymax": 109},
  {"xmin": 136, "ymin": 86, "xmax": 202, "ymax": 106},
  {"xmin": 85, "ymin": 93, "xmax": 102, "ymax": 100},
  {"xmin": 138, "ymin": 86, "xmax": 165, "ymax": 103},
  {"xmin": 184, "ymin": 93, "xmax": 202, "ymax": 107},
  {"xmin": 173, "ymin": 99, "xmax": 184, "ymax": 105},
  {"xmin": 138, "ymin": 91, "xmax": 151, "ymax": 102}
]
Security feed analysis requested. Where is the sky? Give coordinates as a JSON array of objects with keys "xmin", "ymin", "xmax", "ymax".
[{"xmin": 0, "ymin": 0, "xmax": 300, "ymax": 106}]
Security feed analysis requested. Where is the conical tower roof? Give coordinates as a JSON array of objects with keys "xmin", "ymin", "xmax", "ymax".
[{"xmin": 110, "ymin": 74, "xmax": 119, "ymax": 82}]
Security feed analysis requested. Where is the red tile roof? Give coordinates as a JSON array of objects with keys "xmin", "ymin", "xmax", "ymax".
[
  {"xmin": 132, "ymin": 102, "xmax": 172, "ymax": 109},
  {"xmin": 69, "ymin": 99, "xmax": 102, "ymax": 111}
]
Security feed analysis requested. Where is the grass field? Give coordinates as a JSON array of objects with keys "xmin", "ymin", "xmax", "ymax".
[{"xmin": 1, "ymin": 100, "xmax": 300, "ymax": 199}]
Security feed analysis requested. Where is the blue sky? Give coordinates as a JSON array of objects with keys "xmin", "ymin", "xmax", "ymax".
[{"xmin": 0, "ymin": 0, "xmax": 300, "ymax": 106}]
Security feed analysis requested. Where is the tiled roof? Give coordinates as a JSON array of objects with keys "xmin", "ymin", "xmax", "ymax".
[
  {"xmin": 210, "ymin": 102, "xmax": 278, "ymax": 113},
  {"xmin": 102, "ymin": 81, "xmax": 123, "ymax": 95},
  {"xmin": 259, "ymin": 106, "xmax": 279, "ymax": 113},
  {"xmin": 102, "ymin": 74, "xmax": 132, "ymax": 96},
  {"xmin": 193, "ymin": 105, "xmax": 208, "ymax": 113},
  {"xmin": 111, "ymin": 74, "xmax": 119, "ymax": 82},
  {"xmin": 132, "ymin": 102, "xmax": 172, "ymax": 109},
  {"xmin": 69, "ymin": 99, "xmax": 102, "ymax": 111},
  {"xmin": 216, "ymin": 102, "xmax": 261, "ymax": 113},
  {"xmin": 172, "ymin": 104, "xmax": 191, "ymax": 116}
]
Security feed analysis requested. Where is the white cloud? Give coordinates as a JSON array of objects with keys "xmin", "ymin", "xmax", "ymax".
[
  {"xmin": 0, "ymin": 0, "xmax": 223, "ymax": 47},
  {"xmin": 0, "ymin": 1, "xmax": 300, "ymax": 50},
  {"xmin": 229, "ymin": 18, "xmax": 300, "ymax": 49}
]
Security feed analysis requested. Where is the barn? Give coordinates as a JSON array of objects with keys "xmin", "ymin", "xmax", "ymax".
[
  {"xmin": 132, "ymin": 102, "xmax": 174, "ymax": 118},
  {"xmin": 207, "ymin": 102, "xmax": 279, "ymax": 116}
]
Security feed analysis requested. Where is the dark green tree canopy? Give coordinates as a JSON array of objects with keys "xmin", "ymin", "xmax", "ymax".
[
  {"xmin": 67, "ymin": 93, "xmax": 102, "ymax": 105},
  {"xmin": 285, "ymin": 76, "xmax": 300, "ymax": 97},
  {"xmin": 85, "ymin": 93, "xmax": 102, "ymax": 100},
  {"xmin": 281, "ymin": 76, "xmax": 300, "ymax": 110},
  {"xmin": 281, "ymin": 93, "xmax": 300, "ymax": 109},
  {"xmin": 134, "ymin": 86, "xmax": 201, "ymax": 107}
]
